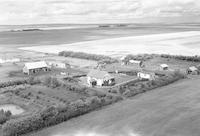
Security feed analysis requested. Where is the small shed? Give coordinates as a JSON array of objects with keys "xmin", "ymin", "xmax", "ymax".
[
  {"xmin": 47, "ymin": 61, "xmax": 70, "ymax": 69},
  {"xmin": 187, "ymin": 66, "xmax": 199, "ymax": 75},
  {"xmin": 160, "ymin": 64, "xmax": 169, "ymax": 70},
  {"xmin": 137, "ymin": 71, "xmax": 156, "ymax": 80},
  {"xmin": 87, "ymin": 69, "xmax": 115, "ymax": 87},
  {"xmin": 122, "ymin": 59, "xmax": 144, "ymax": 68},
  {"xmin": 23, "ymin": 61, "xmax": 50, "ymax": 75}
]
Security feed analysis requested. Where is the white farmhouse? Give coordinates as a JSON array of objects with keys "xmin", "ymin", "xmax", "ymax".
[
  {"xmin": 23, "ymin": 61, "xmax": 50, "ymax": 75},
  {"xmin": 87, "ymin": 69, "xmax": 115, "ymax": 87},
  {"xmin": 187, "ymin": 66, "xmax": 198, "ymax": 75}
]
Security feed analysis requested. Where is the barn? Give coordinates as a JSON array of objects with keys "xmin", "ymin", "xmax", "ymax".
[
  {"xmin": 23, "ymin": 61, "xmax": 50, "ymax": 75},
  {"xmin": 87, "ymin": 69, "xmax": 115, "ymax": 87},
  {"xmin": 121, "ymin": 59, "xmax": 144, "ymax": 68}
]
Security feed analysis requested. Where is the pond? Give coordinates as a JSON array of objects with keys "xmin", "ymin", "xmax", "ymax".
[{"xmin": 0, "ymin": 104, "xmax": 25, "ymax": 115}]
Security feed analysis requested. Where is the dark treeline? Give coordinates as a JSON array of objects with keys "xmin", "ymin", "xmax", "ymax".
[
  {"xmin": 0, "ymin": 110, "xmax": 12, "ymax": 125},
  {"xmin": 0, "ymin": 78, "xmax": 41, "ymax": 89},
  {"xmin": 58, "ymin": 51, "xmax": 118, "ymax": 64},
  {"xmin": 123, "ymin": 53, "xmax": 200, "ymax": 62},
  {"xmin": 160, "ymin": 54, "xmax": 200, "ymax": 62},
  {"xmin": 123, "ymin": 54, "xmax": 155, "ymax": 62}
]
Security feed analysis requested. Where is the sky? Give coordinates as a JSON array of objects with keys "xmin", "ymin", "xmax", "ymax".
[{"xmin": 0, "ymin": 0, "xmax": 200, "ymax": 25}]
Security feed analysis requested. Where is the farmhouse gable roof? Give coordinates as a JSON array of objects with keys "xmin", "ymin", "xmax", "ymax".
[{"xmin": 88, "ymin": 69, "xmax": 113, "ymax": 79}]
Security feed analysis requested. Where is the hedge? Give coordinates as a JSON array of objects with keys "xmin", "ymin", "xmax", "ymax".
[
  {"xmin": 123, "ymin": 54, "xmax": 155, "ymax": 62},
  {"xmin": 0, "ymin": 110, "xmax": 12, "ymax": 125},
  {"xmin": 58, "ymin": 51, "xmax": 118, "ymax": 63},
  {"xmin": 2, "ymin": 94, "xmax": 123, "ymax": 136},
  {"xmin": 110, "ymin": 70, "xmax": 186, "ymax": 97},
  {"xmin": 0, "ymin": 77, "xmax": 40, "ymax": 89},
  {"xmin": 160, "ymin": 54, "xmax": 200, "ymax": 62}
]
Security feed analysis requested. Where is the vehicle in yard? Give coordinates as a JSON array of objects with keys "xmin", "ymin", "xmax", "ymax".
[
  {"xmin": 23, "ymin": 61, "xmax": 50, "ymax": 75},
  {"xmin": 160, "ymin": 64, "xmax": 169, "ymax": 70},
  {"xmin": 87, "ymin": 69, "xmax": 115, "ymax": 87},
  {"xmin": 137, "ymin": 71, "xmax": 156, "ymax": 80}
]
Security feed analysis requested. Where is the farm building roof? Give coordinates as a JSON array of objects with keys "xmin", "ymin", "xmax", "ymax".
[
  {"xmin": 129, "ymin": 60, "xmax": 141, "ymax": 64},
  {"xmin": 160, "ymin": 64, "xmax": 169, "ymax": 68},
  {"xmin": 188, "ymin": 66, "xmax": 198, "ymax": 71},
  {"xmin": 120, "ymin": 56, "xmax": 126, "ymax": 60},
  {"xmin": 24, "ymin": 61, "xmax": 48, "ymax": 70},
  {"xmin": 87, "ymin": 69, "xmax": 114, "ymax": 79}
]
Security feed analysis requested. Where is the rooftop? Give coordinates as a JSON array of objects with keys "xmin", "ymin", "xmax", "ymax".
[
  {"xmin": 88, "ymin": 69, "xmax": 114, "ymax": 79},
  {"xmin": 24, "ymin": 61, "xmax": 48, "ymax": 70},
  {"xmin": 160, "ymin": 64, "xmax": 169, "ymax": 68},
  {"xmin": 189, "ymin": 66, "xmax": 198, "ymax": 71}
]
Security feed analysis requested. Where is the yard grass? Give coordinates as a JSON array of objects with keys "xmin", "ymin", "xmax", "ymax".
[{"xmin": 28, "ymin": 85, "xmax": 87, "ymax": 103}]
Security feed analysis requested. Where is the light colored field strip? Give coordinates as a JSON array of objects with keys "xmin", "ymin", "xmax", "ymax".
[{"xmin": 19, "ymin": 31, "xmax": 200, "ymax": 56}]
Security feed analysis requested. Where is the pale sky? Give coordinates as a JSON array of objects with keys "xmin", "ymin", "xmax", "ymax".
[{"xmin": 0, "ymin": 0, "xmax": 200, "ymax": 25}]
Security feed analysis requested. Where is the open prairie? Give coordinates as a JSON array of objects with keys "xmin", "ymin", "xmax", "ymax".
[{"xmin": 27, "ymin": 76, "xmax": 200, "ymax": 136}]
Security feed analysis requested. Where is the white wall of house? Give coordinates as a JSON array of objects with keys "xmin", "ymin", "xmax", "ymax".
[
  {"xmin": 96, "ymin": 79, "xmax": 104, "ymax": 86},
  {"xmin": 87, "ymin": 76, "xmax": 104, "ymax": 86},
  {"xmin": 23, "ymin": 66, "xmax": 29, "ymax": 75},
  {"xmin": 87, "ymin": 76, "xmax": 91, "ymax": 85}
]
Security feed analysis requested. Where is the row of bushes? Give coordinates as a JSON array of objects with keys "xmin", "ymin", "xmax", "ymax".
[
  {"xmin": 110, "ymin": 71, "xmax": 186, "ymax": 97},
  {"xmin": 123, "ymin": 53, "xmax": 200, "ymax": 63},
  {"xmin": 40, "ymin": 76, "xmax": 88, "ymax": 94},
  {"xmin": 58, "ymin": 51, "xmax": 118, "ymax": 63},
  {"xmin": 0, "ymin": 79, "xmax": 28, "ymax": 88},
  {"xmin": 123, "ymin": 54, "xmax": 154, "ymax": 62},
  {"xmin": 0, "ymin": 110, "xmax": 12, "ymax": 125},
  {"xmin": 160, "ymin": 54, "xmax": 200, "ymax": 62},
  {"xmin": 0, "ymin": 77, "xmax": 41, "ymax": 89},
  {"xmin": 2, "ymin": 94, "xmax": 123, "ymax": 136}
]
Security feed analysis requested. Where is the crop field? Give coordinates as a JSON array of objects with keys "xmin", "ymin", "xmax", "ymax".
[{"xmin": 19, "ymin": 31, "xmax": 200, "ymax": 57}]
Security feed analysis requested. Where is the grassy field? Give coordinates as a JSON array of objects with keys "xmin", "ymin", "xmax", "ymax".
[
  {"xmin": 144, "ymin": 56, "xmax": 200, "ymax": 72},
  {"xmin": 1, "ymin": 25, "xmax": 194, "ymax": 47},
  {"xmin": 26, "ymin": 76, "xmax": 200, "ymax": 136}
]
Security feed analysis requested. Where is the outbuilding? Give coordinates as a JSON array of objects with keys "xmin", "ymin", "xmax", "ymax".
[
  {"xmin": 47, "ymin": 61, "xmax": 70, "ymax": 69},
  {"xmin": 137, "ymin": 71, "xmax": 156, "ymax": 80},
  {"xmin": 23, "ymin": 61, "xmax": 50, "ymax": 75},
  {"xmin": 122, "ymin": 59, "xmax": 144, "ymax": 68},
  {"xmin": 160, "ymin": 64, "xmax": 169, "ymax": 70},
  {"xmin": 187, "ymin": 66, "xmax": 199, "ymax": 75},
  {"xmin": 87, "ymin": 69, "xmax": 115, "ymax": 87}
]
